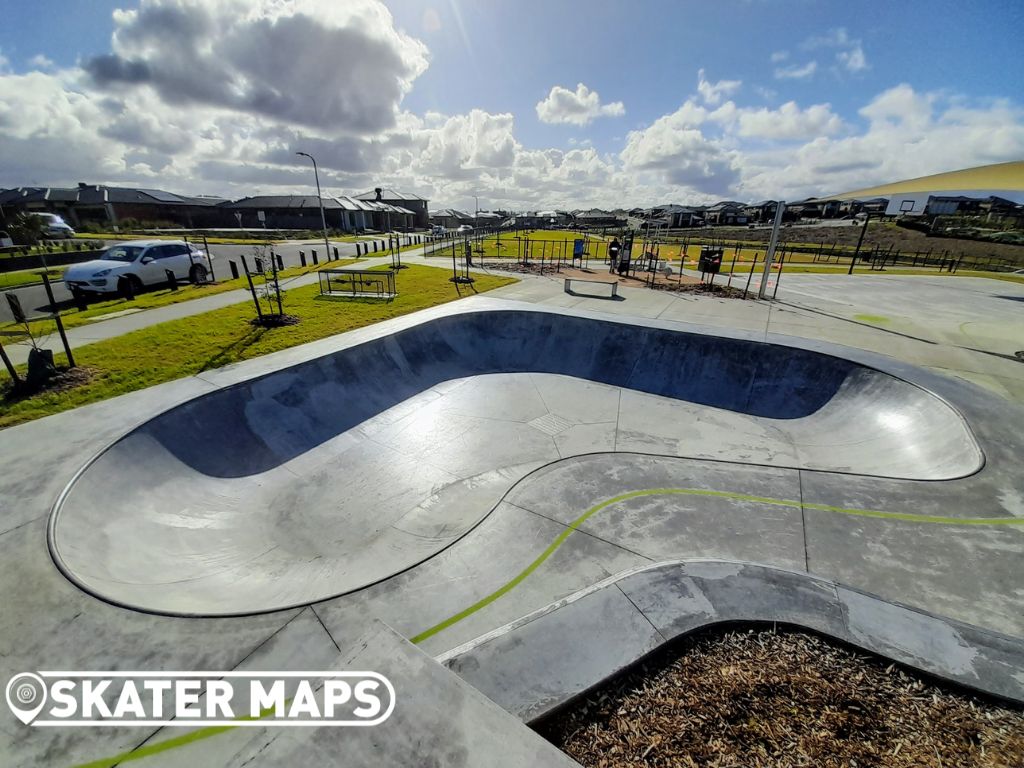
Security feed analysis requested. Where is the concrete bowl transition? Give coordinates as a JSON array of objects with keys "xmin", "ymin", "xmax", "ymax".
[{"xmin": 49, "ymin": 310, "xmax": 983, "ymax": 616}]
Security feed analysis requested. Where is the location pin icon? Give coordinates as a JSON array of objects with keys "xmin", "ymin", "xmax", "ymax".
[{"xmin": 6, "ymin": 673, "xmax": 47, "ymax": 725}]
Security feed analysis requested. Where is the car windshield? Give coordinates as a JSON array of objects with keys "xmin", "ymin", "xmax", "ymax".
[{"xmin": 102, "ymin": 245, "xmax": 144, "ymax": 263}]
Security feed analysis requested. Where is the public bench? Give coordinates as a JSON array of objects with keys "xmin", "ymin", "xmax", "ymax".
[
  {"xmin": 563, "ymin": 277, "xmax": 619, "ymax": 299},
  {"xmin": 318, "ymin": 268, "xmax": 397, "ymax": 299}
]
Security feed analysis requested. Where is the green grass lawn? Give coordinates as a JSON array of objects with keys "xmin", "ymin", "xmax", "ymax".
[
  {"xmin": 0, "ymin": 267, "xmax": 64, "ymax": 289},
  {"xmin": 0, "ymin": 264, "xmax": 516, "ymax": 429},
  {"xmin": 0, "ymin": 260, "xmax": 357, "ymax": 343}
]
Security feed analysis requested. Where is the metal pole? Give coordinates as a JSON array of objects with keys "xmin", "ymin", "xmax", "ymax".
[
  {"xmin": 296, "ymin": 151, "xmax": 330, "ymax": 270},
  {"xmin": 41, "ymin": 274, "xmax": 75, "ymax": 368},
  {"xmin": 0, "ymin": 339, "xmax": 21, "ymax": 387},
  {"xmin": 758, "ymin": 202, "xmax": 785, "ymax": 299},
  {"xmin": 240, "ymin": 255, "xmax": 263, "ymax": 323},
  {"xmin": 202, "ymin": 235, "xmax": 215, "ymax": 281},
  {"xmin": 850, "ymin": 213, "xmax": 870, "ymax": 275}
]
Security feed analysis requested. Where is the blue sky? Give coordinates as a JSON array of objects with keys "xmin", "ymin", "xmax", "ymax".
[{"xmin": 0, "ymin": 0, "xmax": 1021, "ymax": 210}]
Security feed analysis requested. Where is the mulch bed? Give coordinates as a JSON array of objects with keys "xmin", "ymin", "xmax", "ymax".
[
  {"xmin": 250, "ymin": 313, "xmax": 300, "ymax": 328},
  {"xmin": 536, "ymin": 627, "xmax": 1024, "ymax": 767},
  {"xmin": 480, "ymin": 261, "xmax": 745, "ymax": 299},
  {"xmin": 2, "ymin": 364, "xmax": 98, "ymax": 403}
]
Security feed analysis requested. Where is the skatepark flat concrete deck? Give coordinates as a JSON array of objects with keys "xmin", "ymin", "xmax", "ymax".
[{"xmin": 2, "ymin": 276, "xmax": 1023, "ymax": 767}]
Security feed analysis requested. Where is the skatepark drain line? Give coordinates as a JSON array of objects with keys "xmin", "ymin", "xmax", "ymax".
[{"xmin": 71, "ymin": 486, "xmax": 1023, "ymax": 768}]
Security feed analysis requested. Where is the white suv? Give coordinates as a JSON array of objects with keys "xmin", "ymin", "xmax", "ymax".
[
  {"xmin": 63, "ymin": 239, "xmax": 210, "ymax": 296},
  {"xmin": 35, "ymin": 212, "xmax": 76, "ymax": 238}
]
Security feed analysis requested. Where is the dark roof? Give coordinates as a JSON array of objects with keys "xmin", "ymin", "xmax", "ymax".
[
  {"xmin": 222, "ymin": 195, "xmax": 345, "ymax": 210},
  {"xmin": 354, "ymin": 188, "xmax": 427, "ymax": 202},
  {"xmin": 1, "ymin": 185, "xmax": 225, "ymax": 207}
]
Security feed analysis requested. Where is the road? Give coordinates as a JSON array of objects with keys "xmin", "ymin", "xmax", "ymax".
[{"xmin": 0, "ymin": 239, "xmax": 370, "ymax": 324}]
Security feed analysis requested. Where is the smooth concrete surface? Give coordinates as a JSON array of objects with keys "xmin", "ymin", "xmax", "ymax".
[
  {"xmin": 1, "ymin": 287, "xmax": 1022, "ymax": 768},
  {"xmin": 443, "ymin": 560, "xmax": 1024, "ymax": 722},
  {"xmin": 137, "ymin": 620, "xmax": 580, "ymax": 768},
  {"xmin": 51, "ymin": 309, "xmax": 984, "ymax": 615}
]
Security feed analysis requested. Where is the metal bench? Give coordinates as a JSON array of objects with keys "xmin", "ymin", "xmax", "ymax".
[
  {"xmin": 318, "ymin": 268, "xmax": 397, "ymax": 299},
  {"xmin": 563, "ymin": 277, "xmax": 619, "ymax": 299}
]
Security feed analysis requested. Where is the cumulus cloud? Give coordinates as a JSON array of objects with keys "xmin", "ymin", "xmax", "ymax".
[
  {"xmin": 802, "ymin": 27, "xmax": 869, "ymax": 74},
  {"xmin": 837, "ymin": 45, "xmax": 869, "ymax": 73},
  {"xmin": 620, "ymin": 103, "xmax": 740, "ymax": 195},
  {"xmin": 697, "ymin": 69, "xmax": 741, "ymax": 105},
  {"xmin": 535, "ymin": 83, "xmax": 625, "ymax": 126},
  {"xmin": 28, "ymin": 54, "xmax": 55, "ymax": 70},
  {"xmin": 770, "ymin": 51, "xmax": 789, "ymax": 63},
  {"xmin": 736, "ymin": 102, "xmax": 844, "ymax": 140},
  {"xmin": 0, "ymin": 8, "xmax": 1020, "ymax": 219},
  {"xmin": 84, "ymin": 0, "xmax": 428, "ymax": 133},
  {"xmin": 774, "ymin": 61, "xmax": 817, "ymax": 80}
]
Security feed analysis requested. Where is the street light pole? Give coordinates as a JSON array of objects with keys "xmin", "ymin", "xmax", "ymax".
[{"xmin": 296, "ymin": 151, "xmax": 331, "ymax": 262}]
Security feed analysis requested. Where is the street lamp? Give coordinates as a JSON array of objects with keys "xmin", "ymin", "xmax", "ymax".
[{"xmin": 296, "ymin": 151, "xmax": 331, "ymax": 262}]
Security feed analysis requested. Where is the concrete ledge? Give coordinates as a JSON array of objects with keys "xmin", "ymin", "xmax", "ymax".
[{"xmin": 442, "ymin": 560, "xmax": 1024, "ymax": 722}]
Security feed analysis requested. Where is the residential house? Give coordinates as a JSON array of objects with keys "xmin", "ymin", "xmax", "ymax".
[
  {"xmin": 704, "ymin": 201, "xmax": 749, "ymax": 226},
  {"xmin": 430, "ymin": 208, "xmax": 474, "ymax": 229},
  {"xmin": 0, "ymin": 184, "xmax": 229, "ymax": 228},
  {"xmin": 354, "ymin": 188, "xmax": 429, "ymax": 228}
]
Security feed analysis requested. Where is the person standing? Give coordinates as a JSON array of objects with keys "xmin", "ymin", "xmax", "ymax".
[{"xmin": 608, "ymin": 238, "xmax": 621, "ymax": 274}]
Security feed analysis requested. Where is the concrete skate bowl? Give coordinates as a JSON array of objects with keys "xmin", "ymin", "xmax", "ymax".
[{"xmin": 49, "ymin": 309, "xmax": 983, "ymax": 616}]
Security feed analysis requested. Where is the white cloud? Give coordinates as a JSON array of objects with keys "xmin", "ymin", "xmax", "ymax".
[
  {"xmin": 28, "ymin": 54, "xmax": 55, "ymax": 70},
  {"xmin": 736, "ymin": 102, "xmax": 844, "ymax": 140},
  {"xmin": 770, "ymin": 51, "xmax": 789, "ymax": 63},
  {"xmin": 620, "ymin": 100, "xmax": 740, "ymax": 195},
  {"xmin": 802, "ymin": 28, "xmax": 853, "ymax": 50},
  {"xmin": 837, "ymin": 45, "xmax": 868, "ymax": 73},
  {"xmin": 696, "ymin": 68, "xmax": 741, "ymax": 105},
  {"xmin": 801, "ymin": 27, "xmax": 869, "ymax": 74},
  {"xmin": 535, "ymin": 82, "xmax": 624, "ymax": 126},
  {"xmin": 84, "ymin": 0, "xmax": 428, "ymax": 133},
  {"xmin": 774, "ymin": 61, "xmax": 817, "ymax": 80},
  {"xmin": 0, "ymin": 10, "xmax": 1020, "ymax": 219}
]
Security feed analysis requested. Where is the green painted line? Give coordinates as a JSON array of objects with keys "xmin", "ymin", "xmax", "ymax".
[
  {"xmin": 409, "ymin": 486, "xmax": 1022, "ymax": 645},
  {"xmin": 69, "ymin": 485, "xmax": 1022, "ymax": 768},
  {"xmin": 71, "ymin": 706, "xmax": 277, "ymax": 768}
]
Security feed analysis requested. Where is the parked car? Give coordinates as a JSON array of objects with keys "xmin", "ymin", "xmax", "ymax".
[
  {"xmin": 456, "ymin": 224, "xmax": 473, "ymax": 233},
  {"xmin": 34, "ymin": 212, "xmax": 76, "ymax": 238},
  {"xmin": 0, "ymin": 230, "xmax": 13, "ymax": 248},
  {"xmin": 63, "ymin": 239, "xmax": 210, "ymax": 296},
  {"xmin": 430, "ymin": 225, "xmax": 446, "ymax": 236}
]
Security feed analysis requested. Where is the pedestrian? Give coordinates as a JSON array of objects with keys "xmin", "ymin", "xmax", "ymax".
[{"xmin": 608, "ymin": 237, "xmax": 621, "ymax": 274}]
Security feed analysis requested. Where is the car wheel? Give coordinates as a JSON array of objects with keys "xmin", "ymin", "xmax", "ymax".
[
  {"xmin": 189, "ymin": 263, "xmax": 208, "ymax": 284},
  {"xmin": 127, "ymin": 275, "xmax": 144, "ymax": 294}
]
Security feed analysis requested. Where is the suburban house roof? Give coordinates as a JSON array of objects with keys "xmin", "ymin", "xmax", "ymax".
[
  {"xmin": 432, "ymin": 208, "xmax": 473, "ymax": 219},
  {"xmin": 222, "ymin": 195, "xmax": 346, "ymax": 210},
  {"xmin": 354, "ymin": 189, "xmax": 428, "ymax": 202},
  {"xmin": 0, "ymin": 185, "xmax": 224, "ymax": 207}
]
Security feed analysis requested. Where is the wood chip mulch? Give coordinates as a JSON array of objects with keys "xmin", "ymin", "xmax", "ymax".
[
  {"xmin": 2, "ymin": 364, "xmax": 99, "ymax": 403},
  {"xmin": 535, "ymin": 627, "xmax": 1024, "ymax": 768},
  {"xmin": 250, "ymin": 313, "xmax": 300, "ymax": 328}
]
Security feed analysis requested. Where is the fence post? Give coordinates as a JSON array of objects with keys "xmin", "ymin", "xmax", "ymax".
[
  {"xmin": 41, "ymin": 274, "xmax": 75, "ymax": 368},
  {"xmin": 312, "ymin": 250, "xmax": 318, "ymax": 265},
  {"xmin": 229, "ymin": 260, "xmax": 240, "ymax": 279},
  {"xmin": 299, "ymin": 251, "xmax": 307, "ymax": 268},
  {"xmin": 241, "ymin": 255, "xmax": 263, "ymax": 323}
]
